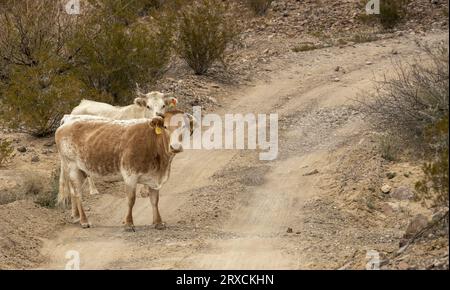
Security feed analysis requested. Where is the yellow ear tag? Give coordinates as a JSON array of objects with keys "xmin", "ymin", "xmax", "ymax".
[{"xmin": 155, "ymin": 126, "xmax": 162, "ymax": 135}]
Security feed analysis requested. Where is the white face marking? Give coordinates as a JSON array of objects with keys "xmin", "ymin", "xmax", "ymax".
[{"xmin": 143, "ymin": 92, "xmax": 166, "ymax": 118}]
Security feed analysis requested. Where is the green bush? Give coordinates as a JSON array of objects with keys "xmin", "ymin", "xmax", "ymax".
[
  {"xmin": 247, "ymin": 0, "xmax": 273, "ymax": 16},
  {"xmin": 1, "ymin": 60, "xmax": 85, "ymax": 136},
  {"xmin": 0, "ymin": 139, "xmax": 14, "ymax": 166},
  {"xmin": 0, "ymin": 0, "xmax": 82, "ymax": 136},
  {"xmin": 71, "ymin": 0, "xmax": 174, "ymax": 104},
  {"xmin": 176, "ymin": 0, "xmax": 237, "ymax": 75}
]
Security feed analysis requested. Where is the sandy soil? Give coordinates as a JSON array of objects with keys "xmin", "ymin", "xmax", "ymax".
[{"xmin": 16, "ymin": 31, "xmax": 445, "ymax": 269}]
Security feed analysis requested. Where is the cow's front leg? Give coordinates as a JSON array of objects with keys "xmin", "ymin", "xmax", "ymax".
[
  {"xmin": 147, "ymin": 187, "xmax": 165, "ymax": 230},
  {"xmin": 124, "ymin": 184, "xmax": 137, "ymax": 232}
]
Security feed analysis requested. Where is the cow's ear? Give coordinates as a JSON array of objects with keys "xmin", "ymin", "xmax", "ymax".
[
  {"xmin": 134, "ymin": 97, "xmax": 147, "ymax": 107},
  {"xmin": 164, "ymin": 97, "xmax": 178, "ymax": 107}
]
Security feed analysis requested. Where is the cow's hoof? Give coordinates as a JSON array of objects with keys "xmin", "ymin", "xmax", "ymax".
[
  {"xmin": 81, "ymin": 222, "xmax": 91, "ymax": 229},
  {"xmin": 124, "ymin": 225, "xmax": 136, "ymax": 232},
  {"xmin": 154, "ymin": 223, "xmax": 166, "ymax": 230}
]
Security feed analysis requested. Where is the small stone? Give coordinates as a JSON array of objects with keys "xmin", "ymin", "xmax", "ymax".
[
  {"xmin": 17, "ymin": 146, "xmax": 27, "ymax": 153},
  {"xmin": 43, "ymin": 141, "xmax": 55, "ymax": 147},
  {"xmin": 366, "ymin": 61, "xmax": 373, "ymax": 65},
  {"xmin": 303, "ymin": 169, "xmax": 319, "ymax": 176},
  {"xmin": 31, "ymin": 155, "xmax": 40, "ymax": 162},
  {"xmin": 333, "ymin": 77, "xmax": 340, "ymax": 82},
  {"xmin": 381, "ymin": 184, "xmax": 392, "ymax": 194},
  {"xmin": 287, "ymin": 227, "xmax": 293, "ymax": 233},
  {"xmin": 386, "ymin": 172, "xmax": 397, "ymax": 179},
  {"xmin": 334, "ymin": 66, "xmax": 340, "ymax": 72}
]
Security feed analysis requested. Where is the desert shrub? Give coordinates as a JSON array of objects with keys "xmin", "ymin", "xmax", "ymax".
[
  {"xmin": 35, "ymin": 168, "xmax": 60, "ymax": 208},
  {"xmin": 71, "ymin": 0, "xmax": 174, "ymax": 104},
  {"xmin": 359, "ymin": 0, "xmax": 409, "ymax": 29},
  {"xmin": 378, "ymin": 135, "xmax": 400, "ymax": 162},
  {"xmin": 359, "ymin": 41, "xmax": 449, "ymax": 206},
  {"xmin": 378, "ymin": 0, "xmax": 409, "ymax": 29},
  {"xmin": 292, "ymin": 42, "xmax": 322, "ymax": 52},
  {"xmin": 247, "ymin": 0, "xmax": 273, "ymax": 16},
  {"xmin": 359, "ymin": 41, "xmax": 449, "ymax": 146},
  {"xmin": 176, "ymin": 0, "xmax": 238, "ymax": 75},
  {"xmin": 415, "ymin": 115, "xmax": 449, "ymax": 207},
  {"xmin": 0, "ymin": 139, "xmax": 14, "ymax": 166},
  {"xmin": 1, "ymin": 59, "xmax": 85, "ymax": 136},
  {"xmin": 0, "ymin": 0, "xmax": 82, "ymax": 136},
  {"xmin": 349, "ymin": 32, "xmax": 379, "ymax": 44}
]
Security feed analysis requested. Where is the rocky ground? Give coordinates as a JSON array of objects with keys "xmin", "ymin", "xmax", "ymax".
[{"xmin": 0, "ymin": 0, "xmax": 448, "ymax": 269}]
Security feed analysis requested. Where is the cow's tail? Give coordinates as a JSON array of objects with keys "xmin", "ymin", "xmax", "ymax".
[{"xmin": 57, "ymin": 160, "xmax": 71, "ymax": 208}]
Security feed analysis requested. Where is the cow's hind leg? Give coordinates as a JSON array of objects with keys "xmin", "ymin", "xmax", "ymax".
[
  {"xmin": 87, "ymin": 177, "xmax": 100, "ymax": 195},
  {"xmin": 124, "ymin": 184, "xmax": 137, "ymax": 232},
  {"xmin": 68, "ymin": 168, "xmax": 90, "ymax": 228},
  {"xmin": 147, "ymin": 187, "xmax": 165, "ymax": 230}
]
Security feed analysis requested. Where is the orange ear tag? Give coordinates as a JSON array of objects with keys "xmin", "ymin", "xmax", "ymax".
[{"xmin": 155, "ymin": 127, "xmax": 163, "ymax": 135}]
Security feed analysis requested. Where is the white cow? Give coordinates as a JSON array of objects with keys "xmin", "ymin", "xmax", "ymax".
[
  {"xmin": 70, "ymin": 89, "xmax": 177, "ymax": 195},
  {"xmin": 71, "ymin": 91, "xmax": 177, "ymax": 120}
]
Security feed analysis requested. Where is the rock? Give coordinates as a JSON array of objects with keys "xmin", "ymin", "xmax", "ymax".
[
  {"xmin": 31, "ymin": 155, "xmax": 40, "ymax": 163},
  {"xmin": 366, "ymin": 61, "xmax": 373, "ymax": 65},
  {"xmin": 334, "ymin": 66, "xmax": 340, "ymax": 72},
  {"xmin": 397, "ymin": 261, "xmax": 409, "ymax": 270},
  {"xmin": 379, "ymin": 203, "xmax": 395, "ymax": 215},
  {"xmin": 17, "ymin": 146, "xmax": 27, "ymax": 153},
  {"xmin": 303, "ymin": 169, "xmax": 319, "ymax": 176},
  {"xmin": 287, "ymin": 227, "xmax": 293, "ymax": 233},
  {"xmin": 381, "ymin": 184, "xmax": 392, "ymax": 194},
  {"xmin": 404, "ymin": 214, "xmax": 429, "ymax": 239},
  {"xmin": 43, "ymin": 141, "xmax": 55, "ymax": 147},
  {"xmin": 391, "ymin": 186, "xmax": 415, "ymax": 200},
  {"xmin": 386, "ymin": 172, "xmax": 397, "ymax": 179},
  {"xmin": 333, "ymin": 77, "xmax": 340, "ymax": 82}
]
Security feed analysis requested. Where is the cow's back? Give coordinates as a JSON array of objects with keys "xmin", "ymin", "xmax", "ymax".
[{"xmin": 71, "ymin": 100, "xmax": 119, "ymax": 119}]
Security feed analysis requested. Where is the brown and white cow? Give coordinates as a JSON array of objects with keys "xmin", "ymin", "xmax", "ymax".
[
  {"xmin": 70, "ymin": 90, "xmax": 178, "ymax": 196},
  {"xmin": 56, "ymin": 110, "xmax": 192, "ymax": 231}
]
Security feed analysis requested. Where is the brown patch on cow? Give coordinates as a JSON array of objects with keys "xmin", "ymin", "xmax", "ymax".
[{"xmin": 56, "ymin": 120, "xmax": 173, "ymax": 177}]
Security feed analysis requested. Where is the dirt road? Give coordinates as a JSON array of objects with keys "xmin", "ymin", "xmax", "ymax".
[{"xmin": 38, "ymin": 32, "xmax": 447, "ymax": 269}]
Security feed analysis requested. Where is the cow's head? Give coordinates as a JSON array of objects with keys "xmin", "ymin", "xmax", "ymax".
[
  {"xmin": 151, "ymin": 110, "xmax": 196, "ymax": 154},
  {"xmin": 134, "ymin": 85, "xmax": 178, "ymax": 118}
]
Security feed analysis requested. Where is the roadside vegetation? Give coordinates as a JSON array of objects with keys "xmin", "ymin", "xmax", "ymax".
[
  {"xmin": 359, "ymin": 40, "xmax": 449, "ymax": 208},
  {"xmin": 0, "ymin": 0, "xmax": 238, "ymax": 136}
]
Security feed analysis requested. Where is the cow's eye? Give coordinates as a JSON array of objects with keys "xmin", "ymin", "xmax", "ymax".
[
  {"xmin": 147, "ymin": 105, "xmax": 151, "ymax": 109},
  {"xmin": 162, "ymin": 105, "xmax": 166, "ymax": 109}
]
